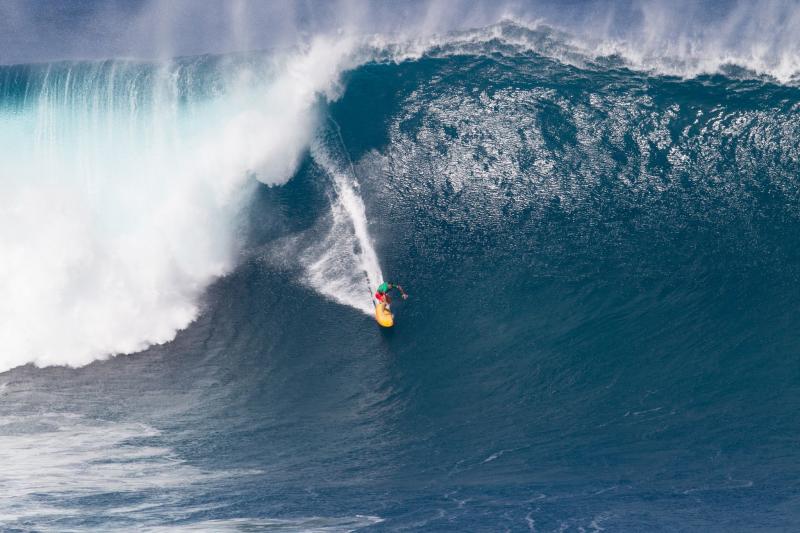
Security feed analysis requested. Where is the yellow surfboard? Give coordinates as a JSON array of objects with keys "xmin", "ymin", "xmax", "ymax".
[{"xmin": 375, "ymin": 301, "xmax": 394, "ymax": 327}]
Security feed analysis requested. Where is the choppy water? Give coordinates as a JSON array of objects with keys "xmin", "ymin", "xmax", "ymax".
[{"xmin": 2, "ymin": 19, "xmax": 800, "ymax": 532}]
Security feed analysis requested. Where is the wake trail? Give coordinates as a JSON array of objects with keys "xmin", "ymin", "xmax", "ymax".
[
  {"xmin": 303, "ymin": 117, "xmax": 384, "ymax": 315},
  {"xmin": 328, "ymin": 115, "xmax": 384, "ymax": 302}
]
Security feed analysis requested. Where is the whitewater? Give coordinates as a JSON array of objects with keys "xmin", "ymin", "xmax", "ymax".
[
  {"xmin": 0, "ymin": 36, "xmax": 369, "ymax": 371},
  {"xmin": 2, "ymin": 3, "xmax": 800, "ymax": 530}
]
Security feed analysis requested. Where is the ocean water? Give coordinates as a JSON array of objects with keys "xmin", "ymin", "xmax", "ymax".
[{"xmin": 2, "ymin": 18, "xmax": 800, "ymax": 532}]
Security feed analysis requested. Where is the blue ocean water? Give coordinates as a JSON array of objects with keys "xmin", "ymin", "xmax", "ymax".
[{"xmin": 2, "ymin": 21, "xmax": 800, "ymax": 532}]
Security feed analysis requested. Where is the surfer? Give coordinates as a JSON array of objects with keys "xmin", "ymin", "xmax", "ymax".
[{"xmin": 375, "ymin": 282, "xmax": 408, "ymax": 308}]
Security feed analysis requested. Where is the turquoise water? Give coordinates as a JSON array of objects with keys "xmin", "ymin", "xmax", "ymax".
[{"xmin": 2, "ymin": 24, "xmax": 800, "ymax": 531}]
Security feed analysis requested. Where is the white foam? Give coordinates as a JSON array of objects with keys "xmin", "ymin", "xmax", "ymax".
[
  {"xmin": 0, "ymin": 410, "xmax": 382, "ymax": 530},
  {"xmin": 0, "ymin": 413, "xmax": 242, "ymax": 527},
  {"xmin": 302, "ymin": 137, "xmax": 384, "ymax": 315},
  {"xmin": 0, "ymin": 36, "xmax": 358, "ymax": 373},
  {"xmin": 141, "ymin": 515, "xmax": 384, "ymax": 532}
]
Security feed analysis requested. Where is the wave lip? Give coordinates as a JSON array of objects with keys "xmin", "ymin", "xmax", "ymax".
[{"xmin": 378, "ymin": 16, "xmax": 800, "ymax": 84}]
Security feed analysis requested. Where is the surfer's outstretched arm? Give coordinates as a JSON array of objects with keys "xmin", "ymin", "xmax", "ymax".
[{"xmin": 396, "ymin": 285, "xmax": 408, "ymax": 299}]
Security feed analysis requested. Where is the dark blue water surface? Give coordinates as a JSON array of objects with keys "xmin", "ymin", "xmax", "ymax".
[{"xmin": 3, "ymin": 49, "xmax": 800, "ymax": 531}]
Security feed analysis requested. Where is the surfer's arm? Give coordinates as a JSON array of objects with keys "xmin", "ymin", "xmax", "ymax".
[{"xmin": 396, "ymin": 285, "xmax": 408, "ymax": 299}]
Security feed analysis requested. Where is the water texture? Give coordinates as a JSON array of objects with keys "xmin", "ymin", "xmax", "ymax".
[{"xmin": 1, "ymin": 19, "xmax": 800, "ymax": 532}]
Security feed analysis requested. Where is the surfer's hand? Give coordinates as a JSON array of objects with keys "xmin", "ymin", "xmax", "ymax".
[{"xmin": 402, "ymin": 294, "xmax": 408, "ymax": 299}]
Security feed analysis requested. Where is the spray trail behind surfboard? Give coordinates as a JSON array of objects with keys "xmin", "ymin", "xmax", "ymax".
[{"xmin": 302, "ymin": 124, "xmax": 384, "ymax": 315}]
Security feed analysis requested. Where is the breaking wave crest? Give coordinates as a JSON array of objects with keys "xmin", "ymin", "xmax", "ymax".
[{"xmin": 0, "ymin": 37, "xmax": 358, "ymax": 372}]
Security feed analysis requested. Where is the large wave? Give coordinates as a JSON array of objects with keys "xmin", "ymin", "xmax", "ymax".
[{"xmin": 3, "ymin": 9, "xmax": 800, "ymax": 373}]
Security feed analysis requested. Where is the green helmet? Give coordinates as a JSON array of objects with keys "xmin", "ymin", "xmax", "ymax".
[{"xmin": 377, "ymin": 282, "xmax": 389, "ymax": 293}]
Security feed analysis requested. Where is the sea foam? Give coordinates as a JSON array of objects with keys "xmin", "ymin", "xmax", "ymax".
[{"xmin": 0, "ymin": 37, "xmax": 357, "ymax": 372}]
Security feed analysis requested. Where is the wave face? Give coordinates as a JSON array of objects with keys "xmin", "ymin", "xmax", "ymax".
[{"xmin": 2, "ymin": 18, "xmax": 800, "ymax": 532}]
